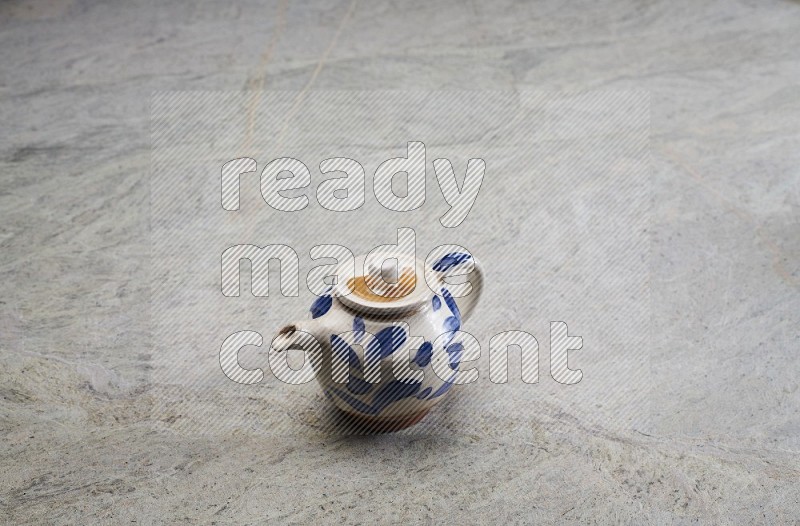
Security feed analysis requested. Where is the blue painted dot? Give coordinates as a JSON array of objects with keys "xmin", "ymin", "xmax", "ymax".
[
  {"xmin": 432, "ymin": 295, "xmax": 441, "ymax": 311},
  {"xmin": 353, "ymin": 317, "xmax": 365, "ymax": 342},
  {"xmin": 310, "ymin": 294, "xmax": 332, "ymax": 319},
  {"xmin": 441, "ymin": 288, "xmax": 461, "ymax": 322},
  {"xmin": 432, "ymin": 252, "xmax": 472, "ymax": 272},
  {"xmin": 413, "ymin": 341, "xmax": 433, "ymax": 367},
  {"xmin": 446, "ymin": 342, "xmax": 464, "ymax": 369},
  {"xmin": 443, "ymin": 316, "xmax": 460, "ymax": 333}
]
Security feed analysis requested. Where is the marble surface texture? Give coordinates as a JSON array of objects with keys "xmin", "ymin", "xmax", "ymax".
[{"xmin": 1, "ymin": 0, "xmax": 799, "ymax": 523}]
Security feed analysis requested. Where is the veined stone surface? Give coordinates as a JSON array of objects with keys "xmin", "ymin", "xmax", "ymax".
[{"xmin": 1, "ymin": 0, "xmax": 798, "ymax": 522}]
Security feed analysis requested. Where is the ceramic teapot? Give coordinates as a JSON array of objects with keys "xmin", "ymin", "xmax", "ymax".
[{"xmin": 270, "ymin": 251, "xmax": 485, "ymax": 430}]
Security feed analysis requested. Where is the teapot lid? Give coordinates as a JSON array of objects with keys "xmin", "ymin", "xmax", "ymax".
[{"xmin": 334, "ymin": 253, "xmax": 434, "ymax": 315}]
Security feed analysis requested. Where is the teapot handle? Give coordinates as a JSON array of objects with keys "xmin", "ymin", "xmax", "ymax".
[{"xmin": 430, "ymin": 252, "xmax": 485, "ymax": 323}]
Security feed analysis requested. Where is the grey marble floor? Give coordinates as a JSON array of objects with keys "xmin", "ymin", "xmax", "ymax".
[{"xmin": 1, "ymin": 0, "xmax": 799, "ymax": 523}]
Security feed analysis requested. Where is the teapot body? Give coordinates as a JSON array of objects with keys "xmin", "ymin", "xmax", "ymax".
[
  {"xmin": 306, "ymin": 284, "xmax": 468, "ymax": 423},
  {"xmin": 271, "ymin": 252, "xmax": 484, "ymax": 429}
]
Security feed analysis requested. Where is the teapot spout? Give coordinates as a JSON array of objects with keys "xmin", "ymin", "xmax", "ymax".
[{"xmin": 271, "ymin": 319, "xmax": 324, "ymax": 353}]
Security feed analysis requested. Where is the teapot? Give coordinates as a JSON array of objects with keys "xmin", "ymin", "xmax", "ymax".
[{"xmin": 270, "ymin": 251, "xmax": 485, "ymax": 431}]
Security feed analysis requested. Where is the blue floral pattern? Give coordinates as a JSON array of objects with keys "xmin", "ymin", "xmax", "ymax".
[
  {"xmin": 366, "ymin": 325, "xmax": 407, "ymax": 364},
  {"xmin": 322, "ymin": 297, "xmax": 468, "ymax": 414},
  {"xmin": 443, "ymin": 316, "xmax": 460, "ymax": 332},
  {"xmin": 372, "ymin": 380, "xmax": 422, "ymax": 410},
  {"xmin": 310, "ymin": 293, "xmax": 332, "ymax": 319},
  {"xmin": 441, "ymin": 287, "xmax": 461, "ymax": 322},
  {"xmin": 429, "ymin": 372, "xmax": 457, "ymax": 399},
  {"xmin": 330, "ymin": 378, "xmax": 422, "ymax": 416},
  {"xmin": 330, "ymin": 335, "xmax": 373, "ymax": 395},
  {"xmin": 432, "ymin": 252, "xmax": 472, "ymax": 272},
  {"xmin": 446, "ymin": 342, "xmax": 464, "ymax": 369},
  {"xmin": 413, "ymin": 341, "xmax": 433, "ymax": 367},
  {"xmin": 328, "ymin": 387, "xmax": 375, "ymax": 414},
  {"xmin": 441, "ymin": 287, "xmax": 461, "ymax": 344},
  {"xmin": 352, "ymin": 317, "xmax": 365, "ymax": 342},
  {"xmin": 432, "ymin": 295, "xmax": 441, "ymax": 311},
  {"xmin": 330, "ymin": 334, "xmax": 362, "ymax": 371},
  {"xmin": 416, "ymin": 387, "xmax": 432, "ymax": 400}
]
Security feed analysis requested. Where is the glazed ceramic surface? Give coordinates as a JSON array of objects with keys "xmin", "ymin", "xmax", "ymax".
[{"xmin": 271, "ymin": 252, "xmax": 484, "ymax": 422}]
